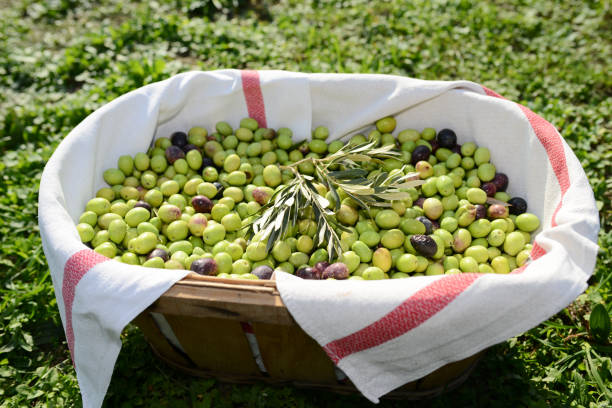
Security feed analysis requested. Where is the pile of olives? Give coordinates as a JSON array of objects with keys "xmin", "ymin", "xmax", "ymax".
[{"xmin": 76, "ymin": 116, "xmax": 540, "ymax": 280}]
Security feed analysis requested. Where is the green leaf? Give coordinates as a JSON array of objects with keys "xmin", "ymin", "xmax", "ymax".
[{"xmin": 589, "ymin": 303, "xmax": 611, "ymax": 343}]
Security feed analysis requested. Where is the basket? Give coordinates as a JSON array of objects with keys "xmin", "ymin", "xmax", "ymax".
[{"xmin": 133, "ymin": 273, "xmax": 484, "ymax": 399}]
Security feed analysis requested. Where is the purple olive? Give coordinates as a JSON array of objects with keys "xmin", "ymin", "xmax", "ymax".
[
  {"xmin": 165, "ymin": 145, "xmax": 185, "ymax": 164},
  {"xmin": 410, "ymin": 235, "xmax": 438, "ymax": 258},
  {"xmin": 170, "ymin": 131, "xmax": 188, "ymax": 147},
  {"xmin": 411, "ymin": 145, "xmax": 431, "ymax": 165},
  {"xmin": 182, "ymin": 144, "xmax": 200, "ymax": 153},
  {"xmin": 321, "ymin": 263, "xmax": 349, "ymax": 280},
  {"xmin": 416, "ymin": 216, "xmax": 434, "ymax": 234},
  {"xmin": 190, "ymin": 258, "xmax": 218, "ymax": 275},
  {"xmin": 475, "ymin": 204, "xmax": 487, "ymax": 220},
  {"xmin": 492, "ymin": 173, "xmax": 509, "ymax": 192},
  {"xmin": 414, "ymin": 197, "xmax": 425, "ymax": 208},
  {"xmin": 481, "ymin": 182, "xmax": 497, "ymax": 197},
  {"xmin": 429, "ymin": 139, "xmax": 439, "ymax": 153},
  {"xmin": 313, "ymin": 262, "xmax": 330, "ymax": 277},
  {"xmin": 134, "ymin": 200, "xmax": 152, "ymax": 212},
  {"xmin": 252, "ymin": 265, "xmax": 274, "ymax": 280},
  {"xmin": 296, "ymin": 266, "xmax": 318, "ymax": 280},
  {"xmin": 191, "ymin": 195, "xmax": 213, "ymax": 213},
  {"xmin": 147, "ymin": 248, "xmax": 169, "ymax": 262},
  {"xmin": 437, "ymin": 129, "xmax": 457, "ymax": 149},
  {"xmin": 508, "ymin": 197, "xmax": 527, "ymax": 215},
  {"xmin": 451, "ymin": 144, "xmax": 462, "ymax": 154}
]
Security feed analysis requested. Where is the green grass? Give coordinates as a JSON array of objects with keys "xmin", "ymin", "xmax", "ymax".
[{"xmin": 1, "ymin": 0, "xmax": 610, "ymax": 406}]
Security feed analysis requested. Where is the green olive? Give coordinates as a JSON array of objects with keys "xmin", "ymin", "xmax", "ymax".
[
  {"xmin": 77, "ymin": 223, "xmax": 95, "ymax": 243},
  {"xmin": 515, "ymin": 213, "xmax": 540, "ymax": 232},
  {"xmin": 503, "ymin": 231, "xmax": 526, "ymax": 256}
]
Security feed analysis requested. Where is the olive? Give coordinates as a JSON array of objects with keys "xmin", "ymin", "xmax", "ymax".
[
  {"xmin": 182, "ymin": 144, "xmax": 200, "ymax": 153},
  {"xmin": 170, "ymin": 131, "xmax": 188, "ymax": 147},
  {"xmin": 508, "ymin": 197, "xmax": 528, "ymax": 215},
  {"xmin": 252, "ymin": 187, "xmax": 273, "ymax": 205},
  {"xmin": 190, "ymin": 258, "xmax": 218, "ymax": 275},
  {"xmin": 488, "ymin": 204, "xmax": 509, "ymax": 219},
  {"xmin": 414, "ymin": 197, "xmax": 425, "ymax": 208},
  {"xmin": 481, "ymin": 182, "xmax": 497, "ymax": 197},
  {"xmin": 201, "ymin": 157, "xmax": 214, "ymax": 169},
  {"xmin": 296, "ymin": 266, "xmax": 318, "ymax": 280},
  {"xmin": 437, "ymin": 129, "xmax": 457, "ymax": 148},
  {"xmin": 191, "ymin": 195, "xmax": 214, "ymax": 213},
  {"xmin": 165, "ymin": 146, "xmax": 185, "ymax": 164},
  {"xmin": 411, "ymin": 145, "xmax": 431, "ymax": 165},
  {"xmin": 492, "ymin": 173, "xmax": 509, "ymax": 191},
  {"xmin": 213, "ymin": 182, "xmax": 224, "ymax": 199},
  {"xmin": 410, "ymin": 234, "xmax": 438, "ymax": 258},
  {"xmin": 429, "ymin": 139, "xmax": 439, "ymax": 153},
  {"xmin": 321, "ymin": 263, "xmax": 349, "ymax": 280},
  {"xmin": 252, "ymin": 265, "xmax": 274, "ymax": 280},
  {"xmin": 416, "ymin": 216, "xmax": 434, "ymax": 234},
  {"xmin": 313, "ymin": 261, "xmax": 330, "ymax": 276},
  {"xmin": 133, "ymin": 200, "xmax": 152, "ymax": 213},
  {"xmin": 475, "ymin": 204, "xmax": 487, "ymax": 220},
  {"xmin": 147, "ymin": 248, "xmax": 169, "ymax": 262}
]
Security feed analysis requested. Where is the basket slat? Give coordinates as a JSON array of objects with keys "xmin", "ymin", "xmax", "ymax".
[
  {"xmin": 163, "ymin": 315, "xmax": 261, "ymax": 376},
  {"xmin": 252, "ymin": 322, "xmax": 338, "ymax": 383},
  {"xmin": 149, "ymin": 282, "xmax": 293, "ymax": 325},
  {"xmin": 132, "ymin": 312, "xmax": 192, "ymax": 368}
]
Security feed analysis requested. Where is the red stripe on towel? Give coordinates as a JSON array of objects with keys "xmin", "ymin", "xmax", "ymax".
[
  {"xmin": 482, "ymin": 85, "xmax": 570, "ymax": 227},
  {"xmin": 241, "ymin": 70, "xmax": 267, "ymax": 128},
  {"xmin": 323, "ymin": 273, "xmax": 481, "ymax": 363},
  {"xmin": 62, "ymin": 249, "xmax": 110, "ymax": 362}
]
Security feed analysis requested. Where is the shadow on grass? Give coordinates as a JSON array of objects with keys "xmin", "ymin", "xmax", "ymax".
[{"xmin": 104, "ymin": 325, "xmax": 556, "ymax": 408}]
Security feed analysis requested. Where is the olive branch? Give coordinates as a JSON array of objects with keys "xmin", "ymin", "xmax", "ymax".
[{"xmin": 244, "ymin": 141, "xmax": 425, "ymax": 260}]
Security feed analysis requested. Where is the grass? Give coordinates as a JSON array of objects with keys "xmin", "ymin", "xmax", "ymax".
[{"xmin": 0, "ymin": 0, "xmax": 610, "ymax": 406}]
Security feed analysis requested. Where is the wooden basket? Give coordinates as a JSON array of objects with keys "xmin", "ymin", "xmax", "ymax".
[{"xmin": 133, "ymin": 273, "xmax": 484, "ymax": 400}]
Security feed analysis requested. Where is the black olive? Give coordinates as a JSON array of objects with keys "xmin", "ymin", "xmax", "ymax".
[
  {"xmin": 410, "ymin": 235, "xmax": 438, "ymax": 258},
  {"xmin": 170, "ymin": 131, "xmax": 188, "ymax": 147},
  {"xmin": 437, "ymin": 129, "xmax": 457, "ymax": 149},
  {"xmin": 508, "ymin": 197, "xmax": 527, "ymax": 215},
  {"xmin": 182, "ymin": 144, "xmax": 200, "ymax": 153},
  {"xmin": 213, "ymin": 182, "xmax": 224, "ymax": 199},
  {"xmin": 411, "ymin": 145, "xmax": 431, "ymax": 165},
  {"xmin": 416, "ymin": 216, "xmax": 434, "ymax": 234}
]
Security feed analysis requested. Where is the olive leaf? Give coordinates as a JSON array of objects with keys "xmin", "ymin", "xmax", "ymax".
[{"xmin": 244, "ymin": 141, "xmax": 424, "ymax": 260}]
